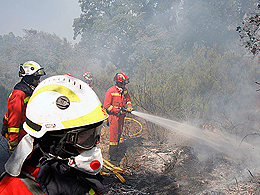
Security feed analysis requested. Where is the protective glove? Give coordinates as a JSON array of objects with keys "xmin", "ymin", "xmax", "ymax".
[
  {"xmin": 1, "ymin": 124, "xmax": 8, "ymax": 137},
  {"xmin": 120, "ymin": 109, "xmax": 127, "ymax": 115},
  {"xmin": 127, "ymin": 106, "xmax": 133, "ymax": 112},
  {"xmin": 9, "ymin": 140, "xmax": 19, "ymax": 153}
]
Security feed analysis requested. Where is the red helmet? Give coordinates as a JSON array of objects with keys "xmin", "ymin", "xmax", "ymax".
[
  {"xmin": 83, "ymin": 72, "xmax": 93, "ymax": 81},
  {"xmin": 114, "ymin": 72, "xmax": 129, "ymax": 83},
  {"xmin": 63, "ymin": 73, "xmax": 72, "ymax": 77}
]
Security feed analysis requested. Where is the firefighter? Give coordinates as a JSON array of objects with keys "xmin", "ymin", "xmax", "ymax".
[
  {"xmin": 83, "ymin": 72, "xmax": 93, "ymax": 89},
  {"xmin": 0, "ymin": 75, "xmax": 108, "ymax": 195},
  {"xmin": 1, "ymin": 61, "xmax": 45, "ymax": 153},
  {"xmin": 104, "ymin": 72, "xmax": 133, "ymax": 162}
]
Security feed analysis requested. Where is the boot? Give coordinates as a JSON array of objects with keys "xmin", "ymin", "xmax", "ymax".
[{"xmin": 109, "ymin": 145, "xmax": 118, "ymax": 162}]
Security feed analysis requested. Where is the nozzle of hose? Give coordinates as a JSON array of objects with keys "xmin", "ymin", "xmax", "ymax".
[{"xmin": 117, "ymin": 106, "xmax": 128, "ymax": 116}]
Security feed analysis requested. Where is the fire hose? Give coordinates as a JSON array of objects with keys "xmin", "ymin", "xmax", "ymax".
[
  {"xmin": 100, "ymin": 108, "xmax": 143, "ymax": 183},
  {"xmin": 101, "ymin": 117, "xmax": 143, "ymax": 141},
  {"xmin": 100, "ymin": 158, "xmax": 125, "ymax": 183}
]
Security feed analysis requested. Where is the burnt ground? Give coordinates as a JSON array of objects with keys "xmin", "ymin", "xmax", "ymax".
[{"xmin": 98, "ymin": 116, "xmax": 260, "ymax": 195}]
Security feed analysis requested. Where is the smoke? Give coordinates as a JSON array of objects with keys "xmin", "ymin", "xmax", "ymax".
[
  {"xmin": 132, "ymin": 110, "xmax": 260, "ymax": 185},
  {"xmin": 132, "ymin": 111, "xmax": 259, "ymax": 158}
]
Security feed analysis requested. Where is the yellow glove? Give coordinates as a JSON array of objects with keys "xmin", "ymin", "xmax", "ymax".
[
  {"xmin": 127, "ymin": 106, "xmax": 133, "ymax": 112},
  {"xmin": 120, "ymin": 109, "xmax": 127, "ymax": 115}
]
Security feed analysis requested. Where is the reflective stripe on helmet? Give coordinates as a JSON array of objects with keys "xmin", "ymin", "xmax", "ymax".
[
  {"xmin": 28, "ymin": 84, "xmax": 80, "ymax": 105},
  {"xmin": 62, "ymin": 103, "xmax": 107, "ymax": 128},
  {"xmin": 22, "ymin": 62, "xmax": 37, "ymax": 69},
  {"xmin": 25, "ymin": 103, "xmax": 107, "ymax": 132},
  {"xmin": 20, "ymin": 61, "xmax": 45, "ymax": 77},
  {"xmin": 24, "ymin": 75, "xmax": 108, "ymax": 138}
]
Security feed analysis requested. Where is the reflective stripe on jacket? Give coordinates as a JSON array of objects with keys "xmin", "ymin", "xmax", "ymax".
[
  {"xmin": 104, "ymin": 85, "xmax": 132, "ymax": 115},
  {"xmin": 0, "ymin": 167, "xmax": 100, "ymax": 195},
  {"xmin": 3, "ymin": 80, "xmax": 32, "ymax": 143}
]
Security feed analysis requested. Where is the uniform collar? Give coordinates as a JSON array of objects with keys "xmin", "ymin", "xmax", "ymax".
[{"xmin": 115, "ymin": 85, "xmax": 123, "ymax": 93}]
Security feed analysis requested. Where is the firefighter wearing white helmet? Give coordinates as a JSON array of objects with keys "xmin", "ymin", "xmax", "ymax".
[
  {"xmin": 0, "ymin": 75, "xmax": 108, "ymax": 195},
  {"xmin": 19, "ymin": 61, "xmax": 46, "ymax": 77},
  {"xmin": 1, "ymin": 61, "xmax": 46, "ymax": 153}
]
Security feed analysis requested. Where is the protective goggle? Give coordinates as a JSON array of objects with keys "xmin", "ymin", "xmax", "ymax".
[
  {"xmin": 34, "ymin": 68, "xmax": 46, "ymax": 76},
  {"xmin": 62, "ymin": 125, "xmax": 101, "ymax": 150},
  {"xmin": 123, "ymin": 79, "xmax": 130, "ymax": 84},
  {"xmin": 85, "ymin": 79, "xmax": 93, "ymax": 84}
]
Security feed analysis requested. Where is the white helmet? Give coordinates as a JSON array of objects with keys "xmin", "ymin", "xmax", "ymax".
[
  {"xmin": 19, "ymin": 61, "xmax": 46, "ymax": 77},
  {"xmin": 23, "ymin": 75, "xmax": 108, "ymax": 138}
]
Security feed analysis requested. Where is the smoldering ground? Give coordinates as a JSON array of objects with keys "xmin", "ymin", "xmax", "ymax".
[{"xmin": 124, "ymin": 70, "xmax": 260, "ymax": 193}]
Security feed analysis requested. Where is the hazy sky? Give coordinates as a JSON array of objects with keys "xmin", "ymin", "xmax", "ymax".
[{"xmin": 0, "ymin": 0, "xmax": 81, "ymax": 43}]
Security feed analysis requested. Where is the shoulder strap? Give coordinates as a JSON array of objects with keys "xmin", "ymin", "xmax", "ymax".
[
  {"xmin": 19, "ymin": 172, "xmax": 44, "ymax": 195},
  {"xmin": 0, "ymin": 171, "xmax": 7, "ymax": 182},
  {"xmin": 0, "ymin": 171, "xmax": 43, "ymax": 195}
]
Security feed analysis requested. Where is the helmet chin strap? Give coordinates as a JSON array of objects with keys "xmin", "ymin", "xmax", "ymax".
[
  {"xmin": 39, "ymin": 147, "xmax": 69, "ymax": 161},
  {"xmin": 23, "ymin": 77, "xmax": 36, "ymax": 90}
]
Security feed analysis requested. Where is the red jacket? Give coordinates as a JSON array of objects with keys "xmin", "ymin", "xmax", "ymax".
[
  {"xmin": 0, "ymin": 164, "xmax": 101, "ymax": 195},
  {"xmin": 0, "ymin": 165, "xmax": 41, "ymax": 195},
  {"xmin": 104, "ymin": 85, "xmax": 132, "ymax": 115},
  {"xmin": 3, "ymin": 80, "xmax": 33, "ymax": 143}
]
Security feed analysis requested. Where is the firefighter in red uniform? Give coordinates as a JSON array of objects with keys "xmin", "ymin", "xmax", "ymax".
[
  {"xmin": 104, "ymin": 72, "xmax": 133, "ymax": 162},
  {"xmin": 83, "ymin": 72, "xmax": 94, "ymax": 89},
  {"xmin": 1, "ymin": 61, "xmax": 45, "ymax": 153},
  {"xmin": 0, "ymin": 75, "xmax": 108, "ymax": 195}
]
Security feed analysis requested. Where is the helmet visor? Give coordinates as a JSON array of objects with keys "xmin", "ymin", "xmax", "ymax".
[
  {"xmin": 64, "ymin": 125, "xmax": 101, "ymax": 150},
  {"xmin": 34, "ymin": 68, "xmax": 46, "ymax": 76},
  {"xmin": 123, "ymin": 78, "xmax": 130, "ymax": 84}
]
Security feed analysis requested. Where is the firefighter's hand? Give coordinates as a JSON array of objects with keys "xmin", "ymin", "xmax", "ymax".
[
  {"xmin": 1, "ymin": 124, "xmax": 8, "ymax": 137},
  {"xmin": 127, "ymin": 106, "xmax": 133, "ymax": 112},
  {"xmin": 120, "ymin": 109, "xmax": 127, "ymax": 115},
  {"xmin": 9, "ymin": 140, "xmax": 19, "ymax": 153}
]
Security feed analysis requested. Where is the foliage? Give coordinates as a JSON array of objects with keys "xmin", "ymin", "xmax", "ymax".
[
  {"xmin": 73, "ymin": 0, "xmax": 145, "ymax": 68},
  {"xmin": 0, "ymin": 0, "xmax": 258, "ymax": 142},
  {"xmin": 0, "ymin": 30, "xmax": 75, "ymax": 88},
  {"xmin": 0, "ymin": 85, "xmax": 10, "ymax": 126},
  {"xmin": 237, "ymin": 0, "xmax": 260, "ymax": 55}
]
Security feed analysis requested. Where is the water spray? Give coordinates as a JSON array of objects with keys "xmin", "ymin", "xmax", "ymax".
[{"xmin": 130, "ymin": 111, "xmax": 259, "ymax": 160}]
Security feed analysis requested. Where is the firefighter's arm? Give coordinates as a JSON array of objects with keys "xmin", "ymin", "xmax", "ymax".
[
  {"xmin": 7, "ymin": 92, "xmax": 23, "ymax": 152},
  {"xmin": 104, "ymin": 89, "xmax": 120, "ymax": 113},
  {"xmin": 2, "ymin": 115, "xmax": 8, "ymax": 137},
  {"xmin": 127, "ymin": 106, "xmax": 133, "ymax": 112},
  {"xmin": 125, "ymin": 89, "xmax": 133, "ymax": 112}
]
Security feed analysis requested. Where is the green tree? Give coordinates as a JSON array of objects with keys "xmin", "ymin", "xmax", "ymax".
[
  {"xmin": 73, "ymin": 0, "xmax": 144, "ymax": 68},
  {"xmin": 0, "ymin": 29, "xmax": 74, "ymax": 88},
  {"xmin": 237, "ymin": 0, "xmax": 260, "ymax": 55},
  {"xmin": 0, "ymin": 85, "xmax": 10, "ymax": 126}
]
